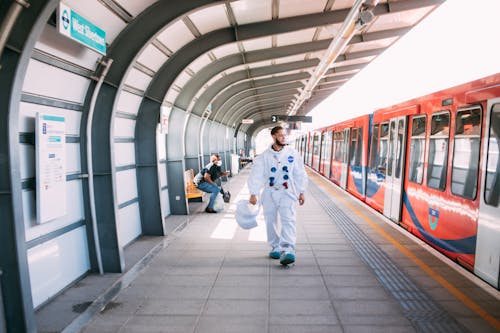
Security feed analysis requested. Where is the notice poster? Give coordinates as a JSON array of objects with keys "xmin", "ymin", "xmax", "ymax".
[{"xmin": 36, "ymin": 113, "xmax": 66, "ymax": 224}]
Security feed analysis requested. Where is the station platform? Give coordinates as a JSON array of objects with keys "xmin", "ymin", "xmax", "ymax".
[{"xmin": 37, "ymin": 166, "xmax": 500, "ymax": 333}]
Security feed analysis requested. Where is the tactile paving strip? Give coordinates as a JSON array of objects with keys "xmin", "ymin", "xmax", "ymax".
[{"xmin": 309, "ymin": 182, "xmax": 469, "ymax": 333}]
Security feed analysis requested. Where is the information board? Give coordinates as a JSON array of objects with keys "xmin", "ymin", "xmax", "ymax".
[{"xmin": 36, "ymin": 113, "xmax": 66, "ymax": 224}]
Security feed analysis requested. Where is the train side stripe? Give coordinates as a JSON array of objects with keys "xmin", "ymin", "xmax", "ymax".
[{"xmin": 402, "ymin": 192, "xmax": 476, "ymax": 255}]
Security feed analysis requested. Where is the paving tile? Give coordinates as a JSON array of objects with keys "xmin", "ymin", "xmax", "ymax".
[
  {"xmin": 343, "ymin": 325, "xmax": 416, "ymax": 333},
  {"xmin": 203, "ymin": 299, "xmax": 268, "ymax": 316},
  {"xmin": 270, "ymin": 286, "xmax": 329, "ymax": 300},
  {"xmin": 219, "ymin": 265, "xmax": 268, "ymax": 275},
  {"xmin": 271, "ymin": 275, "xmax": 326, "ymax": 287},
  {"xmin": 270, "ymin": 300, "xmax": 335, "ymax": 316},
  {"xmin": 160, "ymin": 274, "xmax": 218, "ymax": 286},
  {"xmin": 136, "ymin": 299, "xmax": 205, "ymax": 316},
  {"xmin": 337, "ymin": 315, "xmax": 413, "ymax": 326},
  {"xmin": 269, "ymin": 314, "xmax": 339, "ymax": 325},
  {"xmin": 270, "ymin": 324, "xmax": 343, "ymax": 333},
  {"xmin": 210, "ymin": 285, "xmax": 268, "ymax": 299},
  {"xmin": 328, "ymin": 286, "xmax": 391, "ymax": 300},
  {"xmin": 333, "ymin": 300, "xmax": 404, "ymax": 316},
  {"xmin": 215, "ymin": 274, "xmax": 269, "ymax": 286},
  {"xmin": 323, "ymin": 274, "xmax": 382, "ymax": 288},
  {"xmin": 119, "ymin": 315, "xmax": 197, "ymax": 333},
  {"xmin": 195, "ymin": 315, "xmax": 267, "ymax": 333}
]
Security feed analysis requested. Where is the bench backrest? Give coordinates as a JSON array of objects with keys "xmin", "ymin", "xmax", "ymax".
[{"xmin": 184, "ymin": 169, "xmax": 195, "ymax": 186}]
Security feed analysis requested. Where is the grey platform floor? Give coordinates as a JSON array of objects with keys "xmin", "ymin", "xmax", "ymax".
[{"xmin": 39, "ymin": 166, "xmax": 500, "ymax": 333}]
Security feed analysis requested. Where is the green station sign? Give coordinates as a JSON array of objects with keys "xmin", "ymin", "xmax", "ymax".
[{"xmin": 57, "ymin": 2, "xmax": 106, "ymax": 55}]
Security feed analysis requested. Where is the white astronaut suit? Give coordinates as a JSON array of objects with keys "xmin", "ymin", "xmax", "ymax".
[{"xmin": 248, "ymin": 144, "xmax": 308, "ymax": 258}]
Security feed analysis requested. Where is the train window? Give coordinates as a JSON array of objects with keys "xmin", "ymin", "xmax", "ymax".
[
  {"xmin": 388, "ymin": 122, "xmax": 396, "ymax": 176},
  {"xmin": 408, "ymin": 116, "xmax": 426, "ymax": 183},
  {"xmin": 320, "ymin": 132, "xmax": 327, "ymax": 169},
  {"xmin": 395, "ymin": 119, "xmax": 405, "ymax": 178},
  {"xmin": 484, "ymin": 104, "xmax": 500, "ymax": 206},
  {"xmin": 333, "ymin": 131, "xmax": 344, "ymax": 162},
  {"xmin": 350, "ymin": 128, "xmax": 358, "ymax": 166},
  {"xmin": 312, "ymin": 133, "xmax": 320, "ymax": 168},
  {"xmin": 323, "ymin": 131, "xmax": 333, "ymax": 177},
  {"xmin": 377, "ymin": 122, "xmax": 389, "ymax": 175},
  {"xmin": 350, "ymin": 127, "xmax": 363, "ymax": 167},
  {"xmin": 427, "ymin": 111, "xmax": 450, "ymax": 191},
  {"xmin": 451, "ymin": 107, "xmax": 482, "ymax": 199},
  {"xmin": 369, "ymin": 124, "xmax": 380, "ymax": 172}
]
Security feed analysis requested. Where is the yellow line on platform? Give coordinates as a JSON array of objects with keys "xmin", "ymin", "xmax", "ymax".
[{"xmin": 308, "ymin": 170, "xmax": 500, "ymax": 331}]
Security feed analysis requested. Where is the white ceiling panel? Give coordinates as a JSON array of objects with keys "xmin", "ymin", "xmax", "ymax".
[
  {"xmin": 330, "ymin": 0, "xmax": 355, "ymax": 11},
  {"xmin": 242, "ymin": 36, "xmax": 272, "ymax": 52},
  {"xmin": 317, "ymin": 23, "xmax": 343, "ymax": 40},
  {"xmin": 164, "ymin": 89, "xmax": 180, "ymax": 104},
  {"xmin": 115, "ymin": 0, "xmax": 158, "ymax": 17},
  {"xmin": 124, "ymin": 68, "xmax": 152, "ymax": 91},
  {"xmin": 116, "ymin": 90, "xmax": 143, "ymax": 115},
  {"xmin": 206, "ymin": 73, "xmax": 224, "ymax": 87},
  {"xmin": 274, "ymin": 54, "xmax": 307, "ymax": 65},
  {"xmin": 308, "ymin": 51, "xmax": 326, "ymax": 59},
  {"xmin": 334, "ymin": 55, "xmax": 375, "ymax": 68},
  {"xmin": 189, "ymin": 4, "xmax": 230, "ymax": 34},
  {"xmin": 279, "ymin": 0, "xmax": 327, "ymax": 18},
  {"xmin": 231, "ymin": 0, "xmax": 272, "ymax": 25},
  {"xmin": 174, "ymin": 71, "xmax": 193, "ymax": 89},
  {"xmin": 277, "ymin": 28, "xmax": 316, "ymax": 47},
  {"xmin": 137, "ymin": 44, "xmax": 168, "ymax": 72},
  {"xmin": 347, "ymin": 36, "xmax": 397, "ymax": 53},
  {"xmin": 212, "ymin": 43, "xmax": 240, "ymax": 59},
  {"xmin": 62, "ymin": 0, "xmax": 126, "ymax": 44},
  {"xmin": 247, "ymin": 60, "xmax": 273, "ymax": 69},
  {"xmin": 188, "ymin": 54, "xmax": 213, "ymax": 73},
  {"xmin": 369, "ymin": 7, "xmax": 431, "ymax": 33},
  {"xmin": 224, "ymin": 66, "xmax": 243, "ymax": 75},
  {"xmin": 157, "ymin": 20, "xmax": 195, "ymax": 53}
]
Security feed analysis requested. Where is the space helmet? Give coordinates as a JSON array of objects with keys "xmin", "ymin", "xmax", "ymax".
[{"xmin": 235, "ymin": 199, "xmax": 260, "ymax": 229}]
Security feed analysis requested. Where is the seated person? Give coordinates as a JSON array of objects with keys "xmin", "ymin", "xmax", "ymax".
[{"xmin": 196, "ymin": 154, "xmax": 229, "ymax": 213}]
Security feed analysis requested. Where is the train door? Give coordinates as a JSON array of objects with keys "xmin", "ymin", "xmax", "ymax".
[
  {"xmin": 383, "ymin": 117, "xmax": 407, "ymax": 221},
  {"xmin": 341, "ymin": 128, "xmax": 350, "ymax": 189},
  {"xmin": 476, "ymin": 99, "xmax": 500, "ymax": 288}
]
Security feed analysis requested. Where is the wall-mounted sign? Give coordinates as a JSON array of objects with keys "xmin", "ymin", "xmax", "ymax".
[
  {"xmin": 242, "ymin": 119, "xmax": 254, "ymax": 124},
  {"xmin": 58, "ymin": 2, "xmax": 106, "ymax": 55},
  {"xmin": 36, "ymin": 113, "xmax": 66, "ymax": 224}
]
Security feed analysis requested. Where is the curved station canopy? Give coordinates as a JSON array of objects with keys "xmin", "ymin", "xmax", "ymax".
[{"xmin": 0, "ymin": 1, "xmax": 445, "ymax": 331}]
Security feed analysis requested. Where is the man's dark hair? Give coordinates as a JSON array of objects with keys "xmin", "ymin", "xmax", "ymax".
[
  {"xmin": 271, "ymin": 126, "xmax": 284, "ymax": 135},
  {"xmin": 212, "ymin": 153, "xmax": 220, "ymax": 159}
]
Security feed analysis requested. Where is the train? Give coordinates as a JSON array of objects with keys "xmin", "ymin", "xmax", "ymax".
[{"xmin": 296, "ymin": 73, "xmax": 500, "ymax": 290}]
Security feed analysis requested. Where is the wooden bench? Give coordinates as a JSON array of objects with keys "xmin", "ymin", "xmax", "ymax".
[{"xmin": 184, "ymin": 169, "xmax": 204, "ymax": 202}]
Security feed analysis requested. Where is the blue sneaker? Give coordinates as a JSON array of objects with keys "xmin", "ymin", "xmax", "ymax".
[
  {"xmin": 280, "ymin": 252, "xmax": 295, "ymax": 265},
  {"xmin": 269, "ymin": 248, "xmax": 280, "ymax": 259}
]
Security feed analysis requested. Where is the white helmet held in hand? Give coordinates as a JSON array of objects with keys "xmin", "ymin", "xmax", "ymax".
[{"xmin": 235, "ymin": 199, "xmax": 260, "ymax": 229}]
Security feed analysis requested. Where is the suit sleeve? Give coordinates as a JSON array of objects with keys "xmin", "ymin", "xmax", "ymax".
[
  {"xmin": 293, "ymin": 151, "xmax": 308, "ymax": 194},
  {"xmin": 247, "ymin": 154, "xmax": 266, "ymax": 195}
]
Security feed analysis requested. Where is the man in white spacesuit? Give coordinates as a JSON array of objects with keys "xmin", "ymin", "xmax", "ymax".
[{"xmin": 248, "ymin": 126, "xmax": 307, "ymax": 265}]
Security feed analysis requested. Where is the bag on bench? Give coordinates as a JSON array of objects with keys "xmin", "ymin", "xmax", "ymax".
[{"xmin": 193, "ymin": 167, "xmax": 208, "ymax": 186}]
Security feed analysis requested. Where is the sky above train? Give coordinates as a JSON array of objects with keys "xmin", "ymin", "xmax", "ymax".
[{"xmin": 305, "ymin": 0, "xmax": 500, "ymax": 130}]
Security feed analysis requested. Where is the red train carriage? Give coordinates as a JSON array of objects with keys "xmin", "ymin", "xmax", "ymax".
[
  {"xmin": 313, "ymin": 115, "xmax": 370, "ymax": 201},
  {"xmin": 307, "ymin": 73, "xmax": 500, "ymax": 289}
]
